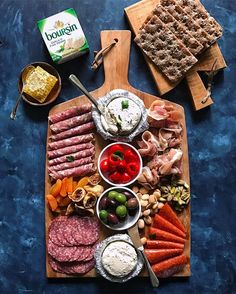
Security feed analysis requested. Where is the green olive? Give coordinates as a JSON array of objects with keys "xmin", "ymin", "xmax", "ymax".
[
  {"xmin": 116, "ymin": 205, "xmax": 127, "ymax": 218},
  {"xmin": 99, "ymin": 210, "xmax": 108, "ymax": 223},
  {"xmin": 115, "ymin": 193, "xmax": 127, "ymax": 204},
  {"xmin": 108, "ymin": 190, "xmax": 119, "ymax": 200}
]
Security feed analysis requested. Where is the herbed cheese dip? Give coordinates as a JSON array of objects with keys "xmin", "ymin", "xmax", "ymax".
[
  {"xmin": 102, "ymin": 241, "xmax": 138, "ymax": 278},
  {"xmin": 101, "ymin": 97, "xmax": 142, "ymax": 135}
]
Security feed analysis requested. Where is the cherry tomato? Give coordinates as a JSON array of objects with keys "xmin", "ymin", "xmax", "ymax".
[
  {"xmin": 121, "ymin": 172, "xmax": 132, "ymax": 183},
  {"xmin": 108, "ymin": 144, "xmax": 124, "ymax": 156},
  {"xmin": 109, "ymin": 171, "xmax": 122, "ymax": 183},
  {"xmin": 117, "ymin": 160, "xmax": 127, "ymax": 173},
  {"xmin": 124, "ymin": 149, "xmax": 139, "ymax": 163},
  {"xmin": 100, "ymin": 159, "xmax": 110, "ymax": 173},
  {"xmin": 127, "ymin": 162, "xmax": 140, "ymax": 177}
]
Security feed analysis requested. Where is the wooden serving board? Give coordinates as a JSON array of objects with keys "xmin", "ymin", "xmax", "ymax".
[
  {"xmin": 45, "ymin": 30, "xmax": 191, "ymax": 278},
  {"xmin": 124, "ymin": 0, "xmax": 227, "ymax": 111}
]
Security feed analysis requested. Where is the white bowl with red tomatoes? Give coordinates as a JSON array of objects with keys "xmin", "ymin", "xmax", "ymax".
[{"xmin": 98, "ymin": 142, "xmax": 142, "ymax": 186}]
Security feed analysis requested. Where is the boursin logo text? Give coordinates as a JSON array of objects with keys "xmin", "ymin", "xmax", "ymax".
[{"xmin": 45, "ymin": 21, "xmax": 77, "ymax": 41}]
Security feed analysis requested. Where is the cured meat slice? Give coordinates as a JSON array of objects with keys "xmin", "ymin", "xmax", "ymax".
[
  {"xmin": 72, "ymin": 217, "xmax": 99, "ymax": 246},
  {"xmin": 146, "ymin": 240, "xmax": 184, "ymax": 250},
  {"xmin": 152, "ymin": 254, "xmax": 187, "ymax": 278},
  {"xmin": 48, "ymin": 216, "xmax": 68, "ymax": 246},
  {"xmin": 84, "ymin": 243, "xmax": 97, "ymax": 262},
  {"xmin": 153, "ymin": 215, "xmax": 186, "ymax": 239},
  {"xmin": 48, "ymin": 147, "xmax": 95, "ymax": 166},
  {"xmin": 70, "ymin": 259, "xmax": 95, "ymax": 274},
  {"xmin": 48, "ymin": 142, "xmax": 94, "ymax": 159},
  {"xmin": 50, "ymin": 258, "xmax": 95, "ymax": 275},
  {"xmin": 48, "ymin": 157, "xmax": 93, "ymax": 172},
  {"xmin": 159, "ymin": 203, "xmax": 186, "ymax": 233},
  {"xmin": 48, "ymin": 134, "xmax": 94, "ymax": 150},
  {"xmin": 149, "ymin": 227, "xmax": 186, "ymax": 244},
  {"xmin": 145, "ymin": 249, "xmax": 183, "ymax": 264},
  {"xmin": 49, "ymin": 104, "xmax": 92, "ymax": 124},
  {"xmin": 50, "ymin": 122, "xmax": 95, "ymax": 141},
  {"xmin": 48, "ymin": 239, "xmax": 78, "ymax": 262},
  {"xmin": 50, "ymin": 112, "xmax": 93, "ymax": 133},
  {"xmin": 49, "ymin": 163, "xmax": 95, "ymax": 180}
]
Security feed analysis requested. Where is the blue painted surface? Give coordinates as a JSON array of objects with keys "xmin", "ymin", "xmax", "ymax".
[{"xmin": 0, "ymin": 0, "xmax": 235, "ymax": 293}]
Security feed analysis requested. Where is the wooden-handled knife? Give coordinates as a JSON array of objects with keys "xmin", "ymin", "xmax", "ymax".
[{"xmin": 128, "ymin": 224, "xmax": 159, "ymax": 287}]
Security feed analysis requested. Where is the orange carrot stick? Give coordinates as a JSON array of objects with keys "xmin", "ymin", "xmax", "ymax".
[
  {"xmin": 146, "ymin": 240, "xmax": 184, "ymax": 250},
  {"xmin": 149, "ymin": 227, "xmax": 186, "ymax": 244},
  {"xmin": 145, "ymin": 249, "xmax": 183, "ymax": 264}
]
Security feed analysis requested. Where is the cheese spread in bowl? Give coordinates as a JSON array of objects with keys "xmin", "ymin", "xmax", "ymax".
[
  {"xmin": 94, "ymin": 234, "xmax": 144, "ymax": 282},
  {"xmin": 92, "ymin": 89, "xmax": 149, "ymax": 142}
]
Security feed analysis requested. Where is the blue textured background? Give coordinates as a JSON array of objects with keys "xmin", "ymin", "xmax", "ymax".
[{"xmin": 0, "ymin": 0, "xmax": 235, "ymax": 293}]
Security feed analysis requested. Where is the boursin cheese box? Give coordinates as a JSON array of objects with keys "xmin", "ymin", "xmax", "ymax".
[{"xmin": 37, "ymin": 8, "xmax": 89, "ymax": 64}]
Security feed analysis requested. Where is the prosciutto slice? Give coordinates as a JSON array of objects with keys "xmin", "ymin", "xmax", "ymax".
[
  {"xmin": 48, "ymin": 147, "xmax": 95, "ymax": 166},
  {"xmin": 148, "ymin": 100, "xmax": 182, "ymax": 128},
  {"xmin": 50, "ymin": 163, "xmax": 95, "ymax": 180},
  {"xmin": 50, "ymin": 112, "xmax": 93, "ymax": 133},
  {"xmin": 148, "ymin": 148, "xmax": 183, "ymax": 176},
  {"xmin": 48, "ymin": 142, "xmax": 94, "ymax": 159},
  {"xmin": 50, "ymin": 122, "xmax": 95, "ymax": 141},
  {"xmin": 137, "ymin": 131, "xmax": 161, "ymax": 156},
  {"xmin": 48, "ymin": 134, "xmax": 94, "ymax": 150},
  {"xmin": 48, "ymin": 157, "xmax": 94, "ymax": 172},
  {"xmin": 49, "ymin": 104, "xmax": 92, "ymax": 124}
]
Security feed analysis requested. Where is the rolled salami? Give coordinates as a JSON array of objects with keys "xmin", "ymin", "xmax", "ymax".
[
  {"xmin": 48, "ymin": 142, "xmax": 94, "ymax": 159},
  {"xmin": 48, "ymin": 134, "xmax": 94, "ymax": 150},
  {"xmin": 48, "ymin": 157, "xmax": 94, "ymax": 172},
  {"xmin": 50, "ymin": 112, "xmax": 93, "ymax": 133},
  {"xmin": 49, "ymin": 104, "xmax": 92, "ymax": 124},
  {"xmin": 50, "ymin": 122, "xmax": 95, "ymax": 141},
  {"xmin": 50, "ymin": 163, "xmax": 95, "ymax": 180},
  {"xmin": 48, "ymin": 147, "xmax": 95, "ymax": 166}
]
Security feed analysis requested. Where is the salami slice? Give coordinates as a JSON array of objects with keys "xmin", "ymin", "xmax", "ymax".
[
  {"xmin": 48, "ymin": 147, "xmax": 95, "ymax": 166},
  {"xmin": 49, "ymin": 104, "xmax": 92, "ymax": 124},
  {"xmin": 70, "ymin": 258, "xmax": 95, "ymax": 274},
  {"xmin": 50, "ymin": 163, "xmax": 95, "ymax": 180},
  {"xmin": 48, "ymin": 142, "xmax": 94, "ymax": 159},
  {"xmin": 48, "ymin": 134, "xmax": 94, "ymax": 150},
  {"xmin": 48, "ymin": 239, "xmax": 77, "ymax": 262},
  {"xmin": 50, "ymin": 122, "xmax": 95, "ymax": 141},
  {"xmin": 50, "ymin": 112, "xmax": 93, "ymax": 133},
  {"xmin": 48, "ymin": 157, "xmax": 93, "ymax": 172},
  {"xmin": 48, "ymin": 216, "xmax": 68, "ymax": 246},
  {"xmin": 49, "ymin": 258, "xmax": 95, "ymax": 275}
]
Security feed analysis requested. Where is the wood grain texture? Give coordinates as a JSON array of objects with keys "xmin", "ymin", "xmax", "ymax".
[
  {"xmin": 45, "ymin": 30, "xmax": 190, "ymax": 278},
  {"xmin": 124, "ymin": 0, "xmax": 226, "ymax": 110}
]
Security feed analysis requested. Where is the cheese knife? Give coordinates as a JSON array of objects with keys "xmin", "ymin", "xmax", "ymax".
[{"xmin": 128, "ymin": 224, "xmax": 159, "ymax": 287}]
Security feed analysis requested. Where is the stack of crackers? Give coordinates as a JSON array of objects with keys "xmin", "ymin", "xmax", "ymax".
[{"xmin": 135, "ymin": 0, "xmax": 223, "ymax": 83}]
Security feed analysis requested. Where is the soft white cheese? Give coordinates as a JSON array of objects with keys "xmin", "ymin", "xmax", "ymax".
[
  {"xmin": 101, "ymin": 97, "xmax": 141, "ymax": 135},
  {"xmin": 102, "ymin": 241, "xmax": 138, "ymax": 278}
]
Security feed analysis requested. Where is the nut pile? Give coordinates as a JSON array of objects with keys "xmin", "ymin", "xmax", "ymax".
[
  {"xmin": 131, "ymin": 186, "xmax": 164, "ymax": 230},
  {"xmin": 132, "ymin": 180, "xmax": 190, "ymax": 229},
  {"xmin": 159, "ymin": 180, "xmax": 190, "ymax": 212}
]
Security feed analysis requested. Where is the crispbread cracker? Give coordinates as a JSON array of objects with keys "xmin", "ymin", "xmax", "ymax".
[
  {"xmin": 135, "ymin": 15, "xmax": 197, "ymax": 83},
  {"xmin": 160, "ymin": 0, "xmax": 213, "ymax": 49},
  {"xmin": 152, "ymin": 5, "xmax": 203, "ymax": 55},
  {"xmin": 176, "ymin": 0, "xmax": 223, "ymax": 40}
]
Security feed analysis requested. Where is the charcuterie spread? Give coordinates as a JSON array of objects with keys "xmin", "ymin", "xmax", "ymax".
[{"xmin": 42, "ymin": 0, "xmax": 224, "ymax": 286}]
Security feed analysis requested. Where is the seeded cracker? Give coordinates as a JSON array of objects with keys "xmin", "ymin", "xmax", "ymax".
[
  {"xmin": 176, "ymin": 0, "xmax": 223, "ymax": 41},
  {"xmin": 151, "ymin": 5, "xmax": 203, "ymax": 56},
  {"xmin": 160, "ymin": 0, "xmax": 213, "ymax": 50},
  {"xmin": 135, "ymin": 15, "xmax": 198, "ymax": 83}
]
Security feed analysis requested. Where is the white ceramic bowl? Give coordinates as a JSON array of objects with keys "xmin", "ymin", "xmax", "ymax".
[
  {"xmin": 97, "ymin": 142, "xmax": 142, "ymax": 187},
  {"xmin": 96, "ymin": 186, "xmax": 141, "ymax": 231}
]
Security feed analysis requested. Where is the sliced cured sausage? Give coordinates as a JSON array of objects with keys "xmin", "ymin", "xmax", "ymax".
[
  {"xmin": 49, "ymin": 104, "xmax": 92, "ymax": 124},
  {"xmin": 48, "ymin": 142, "xmax": 94, "ymax": 159},
  {"xmin": 48, "ymin": 134, "xmax": 94, "ymax": 150},
  {"xmin": 50, "ymin": 112, "xmax": 93, "ymax": 133},
  {"xmin": 48, "ymin": 239, "xmax": 78, "ymax": 262},
  {"xmin": 48, "ymin": 157, "xmax": 93, "ymax": 172},
  {"xmin": 48, "ymin": 147, "xmax": 95, "ymax": 166},
  {"xmin": 50, "ymin": 122, "xmax": 95, "ymax": 141},
  {"xmin": 49, "ymin": 163, "xmax": 95, "ymax": 180}
]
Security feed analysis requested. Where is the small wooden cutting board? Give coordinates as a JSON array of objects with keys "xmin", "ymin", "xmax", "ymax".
[
  {"xmin": 124, "ymin": 0, "xmax": 227, "ymax": 111},
  {"xmin": 45, "ymin": 30, "xmax": 190, "ymax": 278}
]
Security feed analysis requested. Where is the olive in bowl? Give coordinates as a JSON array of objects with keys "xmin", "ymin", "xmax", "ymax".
[{"xmin": 96, "ymin": 187, "xmax": 141, "ymax": 231}]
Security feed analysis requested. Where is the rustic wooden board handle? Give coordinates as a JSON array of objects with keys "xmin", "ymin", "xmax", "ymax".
[
  {"xmin": 186, "ymin": 70, "xmax": 213, "ymax": 111},
  {"xmin": 100, "ymin": 30, "xmax": 131, "ymax": 89}
]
